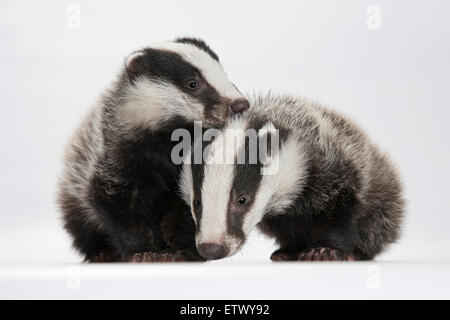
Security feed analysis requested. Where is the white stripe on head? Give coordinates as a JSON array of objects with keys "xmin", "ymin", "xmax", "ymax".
[
  {"xmin": 179, "ymin": 155, "xmax": 193, "ymax": 201},
  {"xmin": 198, "ymin": 117, "xmax": 248, "ymax": 244},
  {"xmin": 151, "ymin": 42, "xmax": 243, "ymax": 101},
  {"xmin": 184, "ymin": 116, "xmax": 308, "ymax": 257}
]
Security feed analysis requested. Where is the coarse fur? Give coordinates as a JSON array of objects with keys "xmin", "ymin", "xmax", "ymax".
[
  {"xmin": 57, "ymin": 37, "xmax": 248, "ymax": 262},
  {"xmin": 180, "ymin": 93, "xmax": 404, "ymax": 261}
]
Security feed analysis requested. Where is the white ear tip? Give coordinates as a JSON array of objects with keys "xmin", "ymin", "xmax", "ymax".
[{"xmin": 125, "ymin": 50, "xmax": 145, "ymax": 67}]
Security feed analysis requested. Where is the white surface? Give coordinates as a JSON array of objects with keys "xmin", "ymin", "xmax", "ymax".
[
  {"xmin": 1, "ymin": 262, "xmax": 450, "ymax": 299},
  {"xmin": 1, "ymin": 0, "xmax": 450, "ymax": 299}
]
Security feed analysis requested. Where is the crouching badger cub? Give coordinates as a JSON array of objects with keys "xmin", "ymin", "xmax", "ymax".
[
  {"xmin": 58, "ymin": 38, "xmax": 249, "ymax": 262},
  {"xmin": 180, "ymin": 94, "xmax": 404, "ymax": 261}
]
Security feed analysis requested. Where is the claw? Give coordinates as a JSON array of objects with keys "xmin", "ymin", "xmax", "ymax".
[
  {"xmin": 296, "ymin": 247, "xmax": 353, "ymax": 261},
  {"xmin": 131, "ymin": 253, "xmax": 142, "ymax": 262}
]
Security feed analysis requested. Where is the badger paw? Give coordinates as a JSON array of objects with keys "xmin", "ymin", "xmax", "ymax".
[
  {"xmin": 129, "ymin": 251, "xmax": 187, "ymax": 263},
  {"xmin": 270, "ymin": 249, "xmax": 298, "ymax": 261},
  {"xmin": 89, "ymin": 252, "xmax": 120, "ymax": 263},
  {"xmin": 297, "ymin": 247, "xmax": 354, "ymax": 261}
]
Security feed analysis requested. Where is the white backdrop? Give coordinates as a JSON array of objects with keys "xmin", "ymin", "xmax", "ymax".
[{"xmin": 1, "ymin": 0, "xmax": 449, "ymax": 264}]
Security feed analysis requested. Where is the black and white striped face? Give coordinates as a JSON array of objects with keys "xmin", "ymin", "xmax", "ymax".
[
  {"xmin": 180, "ymin": 116, "xmax": 307, "ymax": 260},
  {"xmin": 119, "ymin": 38, "xmax": 249, "ymax": 129}
]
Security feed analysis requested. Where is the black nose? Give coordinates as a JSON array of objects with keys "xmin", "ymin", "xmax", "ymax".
[
  {"xmin": 197, "ymin": 243, "xmax": 228, "ymax": 260},
  {"xmin": 230, "ymin": 99, "xmax": 250, "ymax": 113}
]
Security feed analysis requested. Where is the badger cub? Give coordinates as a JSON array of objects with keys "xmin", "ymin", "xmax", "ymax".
[
  {"xmin": 58, "ymin": 38, "xmax": 249, "ymax": 262},
  {"xmin": 180, "ymin": 94, "xmax": 404, "ymax": 261}
]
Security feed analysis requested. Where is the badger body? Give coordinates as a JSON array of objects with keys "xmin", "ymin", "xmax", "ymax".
[
  {"xmin": 58, "ymin": 38, "xmax": 249, "ymax": 262},
  {"xmin": 181, "ymin": 94, "xmax": 404, "ymax": 261}
]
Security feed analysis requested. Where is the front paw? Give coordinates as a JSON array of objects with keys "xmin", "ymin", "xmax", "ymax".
[
  {"xmin": 297, "ymin": 247, "xmax": 354, "ymax": 261},
  {"xmin": 270, "ymin": 248, "xmax": 298, "ymax": 261}
]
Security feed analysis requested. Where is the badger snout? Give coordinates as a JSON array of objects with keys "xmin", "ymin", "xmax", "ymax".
[
  {"xmin": 205, "ymin": 98, "xmax": 250, "ymax": 126},
  {"xmin": 230, "ymin": 99, "xmax": 250, "ymax": 114},
  {"xmin": 197, "ymin": 242, "xmax": 229, "ymax": 260}
]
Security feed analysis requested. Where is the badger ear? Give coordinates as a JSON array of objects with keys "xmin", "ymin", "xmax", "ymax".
[{"xmin": 124, "ymin": 50, "xmax": 147, "ymax": 82}]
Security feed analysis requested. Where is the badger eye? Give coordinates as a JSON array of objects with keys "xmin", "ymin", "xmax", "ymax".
[
  {"xmin": 193, "ymin": 199, "xmax": 201, "ymax": 208},
  {"xmin": 237, "ymin": 197, "xmax": 247, "ymax": 205},
  {"xmin": 187, "ymin": 80, "xmax": 197, "ymax": 90}
]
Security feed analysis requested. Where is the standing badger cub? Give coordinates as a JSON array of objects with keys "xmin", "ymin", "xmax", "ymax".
[
  {"xmin": 58, "ymin": 38, "xmax": 249, "ymax": 262},
  {"xmin": 180, "ymin": 94, "xmax": 404, "ymax": 261}
]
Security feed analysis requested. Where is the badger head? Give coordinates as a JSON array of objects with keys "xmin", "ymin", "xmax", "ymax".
[
  {"xmin": 119, "ymin": 37, "xmax": 249, "ymax": 129},
  {"xmin": 180, "ymin": 116, "xmax": 307, "ymax": 260}
]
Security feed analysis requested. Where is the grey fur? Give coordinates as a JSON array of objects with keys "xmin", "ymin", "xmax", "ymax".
[{"xmin": 182, "ymin": 93, "xmax": 405, "ymax": 260}]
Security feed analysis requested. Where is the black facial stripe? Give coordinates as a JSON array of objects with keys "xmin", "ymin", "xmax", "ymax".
[
  {"xmin": 175, "ymin": 37, "xmax": 220, "ymax": 62},
  {"xmin": 126, "ymin": 48, "xmax": 226, "ymax": 121},
  {"xmin": 226, "ymin": 129, "xmax": 264, "ymax": 240},
  {"xmin": 127, "ymin": 48, "xmax": 198, "ymax": 89},
  {"xmin": 227, "ymin": 164, "xmax": 262, "ymax": 240},
  {"xmin": 226, "ymin": 191, "xmax": 245, "ymax": 239},
  {"xmin": 193, "ymin": 69, "xmax": 223, "ymax": 109}
]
